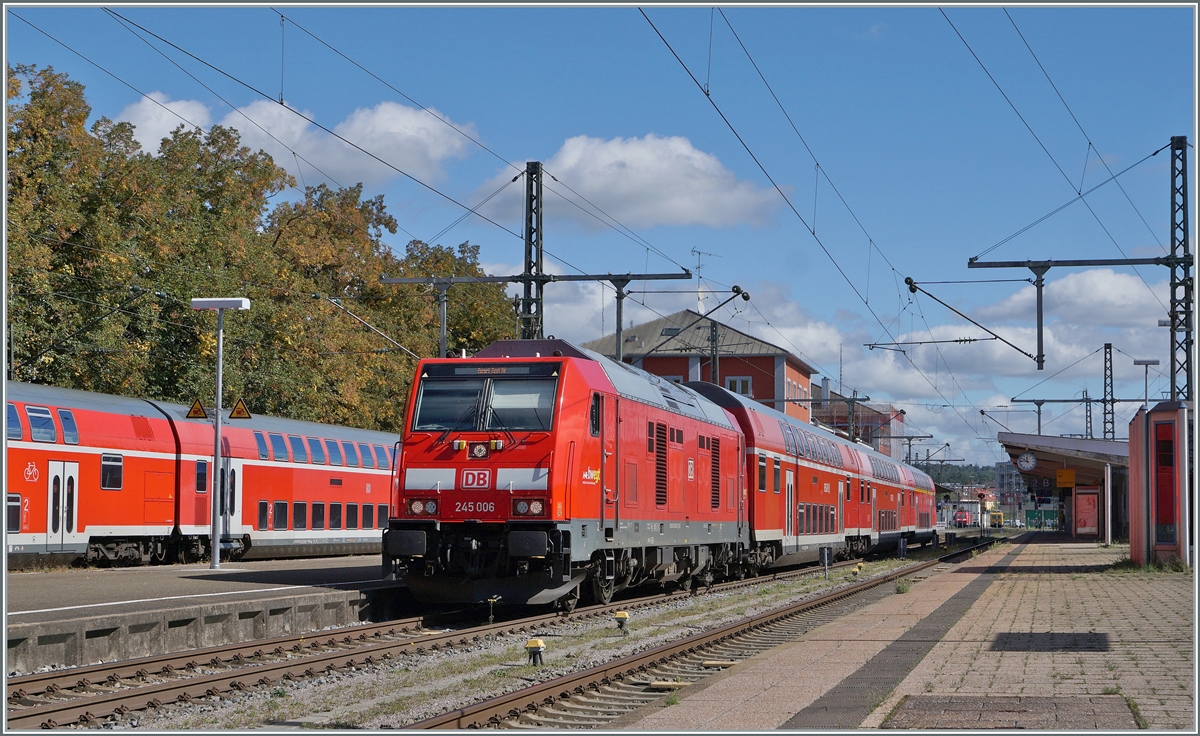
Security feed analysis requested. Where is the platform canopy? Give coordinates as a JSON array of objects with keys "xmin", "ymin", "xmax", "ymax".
[{"xmin": 996, "ymin": 432, "xmax": 1128, "ymax": 488}]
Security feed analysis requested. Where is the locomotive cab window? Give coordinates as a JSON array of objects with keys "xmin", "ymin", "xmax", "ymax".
[
  {"xmin": 100, "ymin": 454, "xmax": 123, "ymax": 489},
  {"xmin": 57, "ymin": 410, "xmax": 79, "ymax": 444},
  {"xmin": 25, "ymin": 406, "xmax": 57, "ymax": 443},
  {"xmin": 7, "ymin": 403, "xmax": 22, "ymax": 440},
  {"xmin": 412, "ymin": 363, "xmax": 560, "ymax": 433},
  {"xmin": 589, "ymin": 393, "xmax": 601, "ymax": 436}
]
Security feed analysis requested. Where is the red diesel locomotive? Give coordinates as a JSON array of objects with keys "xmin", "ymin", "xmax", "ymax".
[
  {"xmin": 6, "ymin": 381, "xmax": 396, "ymax": 567},
  {"xmin": 383, "ymin": 340, "xmax": 936, "ymax": 609}
]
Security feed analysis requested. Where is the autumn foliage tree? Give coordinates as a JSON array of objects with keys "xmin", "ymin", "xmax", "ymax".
[{"xmin": 6, "ymin": 65, "xmax": 517, "ymax": 431}]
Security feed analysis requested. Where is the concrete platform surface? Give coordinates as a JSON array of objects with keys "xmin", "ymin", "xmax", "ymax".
[{"xmin": 620, "ymin": 534, "xmax": 1194, "ymax": 731}]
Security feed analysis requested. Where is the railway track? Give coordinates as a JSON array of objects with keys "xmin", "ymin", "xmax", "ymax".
[
  {"xmin": 5, "ymin": 553, "xmax": 871, "ymax": 729},
  {"xmin": 412, "ymin": 538, "xmax": 1001, "ymax": 729}
]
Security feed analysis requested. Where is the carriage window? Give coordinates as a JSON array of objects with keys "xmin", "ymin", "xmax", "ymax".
[
  {"xmin": 773, "ymin": 458, "xmax": 781, "ymax": 494},
  {"xmin": 330, "ymin": 503, "xmax": 343, "ymax": 530},
  {"xmin": 325, "ymin": 439, "xmax": 344, "ymax": 466},
  {"xmin": 358, "ymin": 443, "xmax": 375, "ymax": 469},
  {"xmin": 347, "ymin": 503, "xmax": 359, "ymax": 529},
  {"xmin": 288, "ymin": 435, "xmax": 308, "ymax": 463},
  {"xmin": 307, "ymin": 438, "xmax": 326, "ymax": 465},
  {"xmin": 342, "ymin": 442, "xmax": 360, "ymax": 468},
  {"xmin": 7, "ymin": 403, "xmax": 22, "ymax": 440},
  {"xmin": 378, "ymin": 504, "xmax": 389, "ymax": 528},
  {"xmin": 758, "ymin": 454, "xmax": 768, "ymax": 492},
  {"xmin": 101, "ymin": 454, "xmax": 123, "ymax": 489},
  {"xmin": 373, "ymin": 445, "xmax": 390, "ymax": 470},
  {"xmin": 269, "ymin": 433, "xmax": 289, "ymax": 462},
  {"xmin": 273, "ymin": 501, "xmax": 289, "ymax": 530},
  {"xmin": 195, "ymin": 460, "xmax": 208, "ymax": 494},
  {"xmin": 258, "ymin": 501, "xmax": 269, "ymax": 530},
  {"xmin": 293, "ymin": 502, "xmax": 307, "ymax": 531},
  {"xmin": 362, "ymin": 504, "xmax": 374, "ymax": 530},
  {"xmin": 7, "ymin": 493, "xmax": 20, "ymax": 533},
  {"xmin": 65, "ymin": 477, "xmax": 75, "ymax": 533},
  {"xmin": 25, "ymin": 406, "xmax": 57, "ymax": 443},
  {"xmin": 56, "ymin": 410, "xmax": 79, "ymax": 444},
  {"xmin": 312, "ymin": 502, "xmax": 326, "ymax": 530},
  {"xmin": 254, "ymin": 431, "xmax": 269, "ymax": 460}
]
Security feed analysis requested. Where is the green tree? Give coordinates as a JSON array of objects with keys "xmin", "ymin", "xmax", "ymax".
[{"xmin": 7, "ymin": 65, "xmax": 517, "ymax": 432}]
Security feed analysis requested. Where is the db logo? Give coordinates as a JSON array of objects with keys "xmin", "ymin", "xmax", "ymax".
[
  {"xmin": 461, "ymin": 469, "xmax": 491, "ymax": 489},
  {"xmin": 23, "ymin": 462, "xmax": 39, "ymax": 482}
]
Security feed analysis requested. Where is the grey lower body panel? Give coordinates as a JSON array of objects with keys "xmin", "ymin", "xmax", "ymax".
[{"xmin": 406, "ymin": 569, "xmax": 588, "ymax": 605}]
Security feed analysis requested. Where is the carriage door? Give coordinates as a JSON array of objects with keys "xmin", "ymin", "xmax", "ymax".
[
  {"xmin": 218, "ymin": 457, "xmax": 244, "ymax": 540},
  {"xmin": 46, "ymin": 461, "xmax": 81, "ymax": 552},
  {"xmin": 785, "ymin": 470, "xmax": 795, "ymax": 539},
  {"xmin": 600, "ymin": 394, "xmax": 619, "ymax": 541}
]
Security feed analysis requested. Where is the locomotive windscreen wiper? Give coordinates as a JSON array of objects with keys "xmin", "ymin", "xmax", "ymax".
[{"xmin": 436, "ymin": 403, "xmax": 478, "ymax": 445}]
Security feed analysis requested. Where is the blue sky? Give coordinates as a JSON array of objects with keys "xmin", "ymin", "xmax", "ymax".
[{"xmin": 6, "ymin": 4, "xmax": 1196, "ymax": 465}]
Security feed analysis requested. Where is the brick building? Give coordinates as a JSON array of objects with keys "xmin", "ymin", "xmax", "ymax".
[{"xmin": 580, "ymin": 310, "xmax": 816, "ymax": 423}]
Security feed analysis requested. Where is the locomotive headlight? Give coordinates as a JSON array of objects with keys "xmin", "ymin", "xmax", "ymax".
[
  {"xmin": 424, "ymin": 500, "xmax": 438, "ymax": 514},
  {"xmin": 516, "ymin": 500, "xmax": 530, "ymax": 515},
  {"xmin": 529, "ymin": 500, "xmax": 544, "ymax": 515},
  {"xmin": 410, "ymin": 499, "xmax": 425, "ymax": 515}
]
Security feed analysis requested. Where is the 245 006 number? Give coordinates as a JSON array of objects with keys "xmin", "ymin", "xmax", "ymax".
[{"xmin": 455, "ymin": 501, "xmax": 495, "ymax": 513}]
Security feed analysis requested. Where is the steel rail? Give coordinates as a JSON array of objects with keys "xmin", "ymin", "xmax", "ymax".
[
  {"xmin": 412, "ymin": 539, "xmax": 999, "ymax": 729},
  {"xmin": 5, "ymin": 543, "xmax": 948, "ymax": 729}
]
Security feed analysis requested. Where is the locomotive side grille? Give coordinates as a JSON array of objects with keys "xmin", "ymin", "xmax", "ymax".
[
  {"xmin": 654, "ymin": 422, "xmax": 668, "ymax": 507},
  {"xmin": 710, "ymin": 437, "xmax": 721, "ymax": 509}
]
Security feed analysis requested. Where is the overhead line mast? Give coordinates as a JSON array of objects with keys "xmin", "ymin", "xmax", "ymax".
[{"xmin": 383, "ymin": 162, "xmax": 692, "ymax": 357}]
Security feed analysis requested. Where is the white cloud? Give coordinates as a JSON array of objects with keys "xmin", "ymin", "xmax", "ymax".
[
  {"xmin": 223, "ymin": 100, "xmax": 475, "ymax": 186},
  {"xmin": 481, "ymin": 134, "xmax": 779, "ymax": 229},
  {"xmin": 116, "ymin": 92, "xmax": 212, "ymax": 152},
  {"xmin": 118, "ymin": 95, "xmax": 475, "ymax": 186},
  {"xmin": 976, "ymin": 268, "xmax": 1167, "ymax": 328}
]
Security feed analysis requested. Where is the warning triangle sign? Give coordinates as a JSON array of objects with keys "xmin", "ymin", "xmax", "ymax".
[
  {"xmin": 228, "ymin": 398, "xmax": 252, "ymax": 420},
  {"xmin": 186, "ymin": 399, "xmax": 208, "ymax": 419}
]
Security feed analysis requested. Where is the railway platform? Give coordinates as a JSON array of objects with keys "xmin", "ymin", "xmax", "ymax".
[
  {"xmin": 615, "ymin": 532, "xmax": 1194, "ymax": 730},
  {"xmin": 5, "ymin": 555, "xmax": 401, "ymax": 674}
]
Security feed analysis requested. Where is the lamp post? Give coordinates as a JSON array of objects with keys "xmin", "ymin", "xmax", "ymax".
[
  {"xmin": 191, "ymin": 298, "xmax": 250, "ymax": 569},
  {"xmin": 1133, "ymin": 359, "xmax": 1159, "ymax": 409}
]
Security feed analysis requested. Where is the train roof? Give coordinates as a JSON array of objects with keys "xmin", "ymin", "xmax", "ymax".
[
  {"xmin": 685, "ymin": 380, "xmax": 932, "ymax": 484},
  {"xmin": 6, "ymin": 381, "xmax": 396, "ymax": 443},
  {"xmin": 472, "ymin": 339, "xmax": 735, "ymax": 430}
]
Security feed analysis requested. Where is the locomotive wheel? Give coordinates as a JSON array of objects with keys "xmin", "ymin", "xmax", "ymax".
[{"xmin": 590, "ymin": 574, "xmax": 615, "ymax": 606}]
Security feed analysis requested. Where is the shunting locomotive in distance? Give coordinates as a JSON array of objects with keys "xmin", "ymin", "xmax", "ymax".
[{"xmin": 383, "ymin": 339, "xmax": 936, "ymax": 611}]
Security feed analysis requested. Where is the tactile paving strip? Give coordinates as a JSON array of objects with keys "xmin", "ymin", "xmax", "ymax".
[{"xmin": 779, "ymin": 545, "xmax": 1027, "ymax": 729}]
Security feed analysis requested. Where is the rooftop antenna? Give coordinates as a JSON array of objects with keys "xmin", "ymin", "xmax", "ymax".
[{"xmin": 691, "ymin": 248, "xmax": 721, "ymax": 313}]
